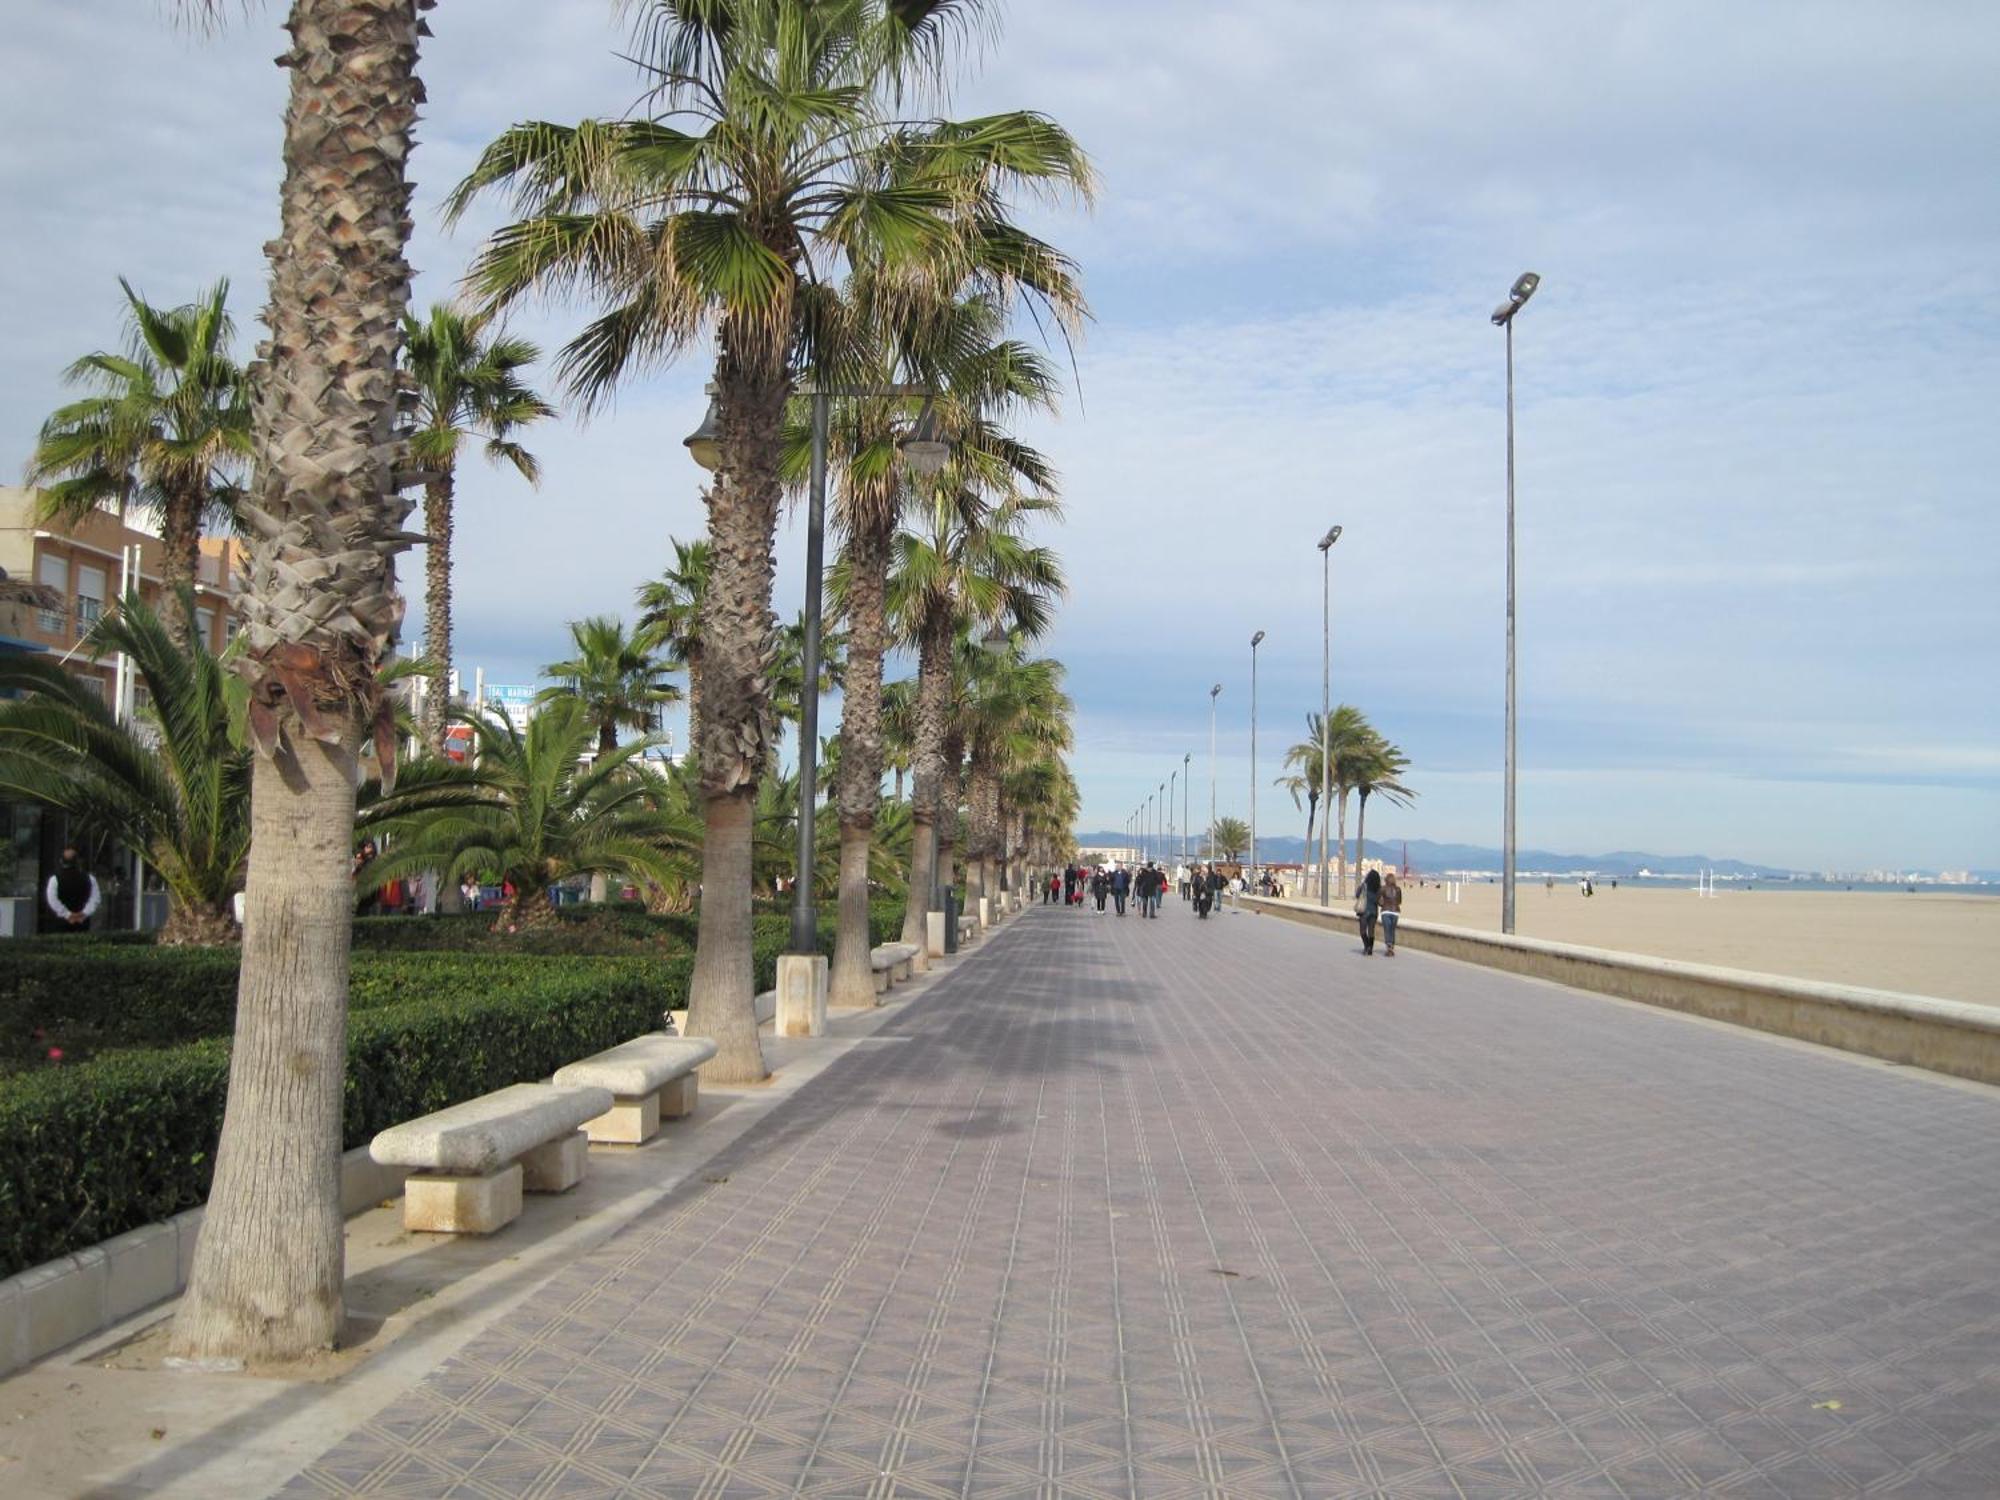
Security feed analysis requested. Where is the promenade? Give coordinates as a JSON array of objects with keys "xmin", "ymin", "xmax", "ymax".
[{"xmin": 281, "ymin": 901, "xmax": 1999, "ymax": 1498}]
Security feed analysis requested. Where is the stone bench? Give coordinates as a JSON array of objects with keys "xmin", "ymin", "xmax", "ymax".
[
  {"xmin": 553, "ymin": 1033, "xmax": 719, "ymax": 1144},
  {"xmin": 370, "ymin": 1082, "xmax": 613, "ymax": 1235},
  {"xmin": 869, "ymin": 942, "xmax": 918, "ymax": 993}
]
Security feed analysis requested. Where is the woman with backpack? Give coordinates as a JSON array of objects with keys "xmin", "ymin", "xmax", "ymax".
[{"xmin": 1356, "ymin": 868, "xmax": 1382, "ymax": 955}]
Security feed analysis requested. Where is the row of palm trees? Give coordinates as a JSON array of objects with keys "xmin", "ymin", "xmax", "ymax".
[{"xmin": 16, "ymin": 0, "xmax": 1088, "ymax": 1363}]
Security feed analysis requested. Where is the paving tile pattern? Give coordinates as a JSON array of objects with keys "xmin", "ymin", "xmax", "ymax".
[{"xmin": 281, "ymin": 902, "xmax": 2000, "ymax": 1497}]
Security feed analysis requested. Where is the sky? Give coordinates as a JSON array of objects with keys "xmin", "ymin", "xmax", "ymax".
[{"xmin": 3, "ymin": 1, "xmax": 1996, "ymax": 872}]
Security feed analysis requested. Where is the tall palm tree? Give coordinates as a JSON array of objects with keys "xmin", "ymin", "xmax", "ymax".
[
  {"xmin": 26, "ymin": 277, "xmax": 251, "ymax": 637},
  {"xmin": 962, "ymin": 638, "xmax": 1070, "ymax": 909},
  {"xmin": 816, "ymin": 288, "xmax": 1073, "ymax": 1004},
  {"xmin": 1351, "ymin": 730, "xmax": 1416, "ymax": 879},
  {"xmin": 888, "ymin": 481, "xmax": 1064, "ymax": 957},
  {"xmin": 0, "ymin": 591, "xmax": 249, "ymax": 944},
  {"xmin": 400, "ymin": 304, "xmax": 555, "ymax": 745},
  {"xmin": 362, "ymin": 699, "xmax": 698, "ymax": 932},
  {"xmin": 540, "ymin": 615, "xmax": 681, "ymax": 758},
  {"xmin": 447, "ymin": 0, "xmax": 1091, "ymax": 1082},
  {"xmin": 635, "ymin": 535, "xmax": 710, "ymax": 757},
  {"xmin": 171, "ymin": 0, "xmax": 428, "ymax": 1365},
  {"xmin": 1280, "ymin": 704, "xmax": 1368, "ymax": 891}
]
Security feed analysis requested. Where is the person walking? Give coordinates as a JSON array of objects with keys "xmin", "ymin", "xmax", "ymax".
[
  {"xmin": 1380, "ymin": 870, "xmax": 1404, "ymax": 956},
  {"xmin": 1091, "ymin": 866, "xmax": 1108, "ymax": 913},
  {"xmin": 1357, "ymin": 867, "xmax": 1383, "ymax": 955},
  {"xmin": 44, "ymin": 846, "xmax": 101, "ymax": 932},
  {"xmin": 1111, "ymin": 863, "xmax": 1131, "ymax": 917},
  {"xmin": 1135, "ymin": 863, "xmax": 1156, "ymax": 918}
]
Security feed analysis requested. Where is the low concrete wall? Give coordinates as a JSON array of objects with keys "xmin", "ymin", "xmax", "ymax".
[
  {"xmin": 0, "ymin": 1144, "xmax": 408, "ymax": 1380},
  {"xmin": 1243, "ymin": 894, "xmax": 2000, "ymax": 1087}
]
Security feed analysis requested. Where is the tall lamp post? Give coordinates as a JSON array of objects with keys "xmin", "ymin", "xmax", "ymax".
[
  {"xmin": 1207, "ymin": 684, "xmax": 1222, "ymax": 860},
  {"xmin": 1491, "ymin": 271, "xmax": 1539, "ymax": 936},
  {"xmin": 1316, "ymin": 524, "xmax": 1342, "ymax": 905},
  {"xmin": 687, "ymin": 381, "xmax": 945, "ymax": 958},
  {"xmin": 1167, "ymin": 768, "xmax": 1178, "ymax": 868},
  {"xmin": 1181, "ymin": 753, "xmax": 1191, "ymax": 864},
  {"xmin": 1249, "ymin": 630, "xmax": 1265, "ymax": 887},
  {"xmin": 1158, "ymin": 782, "xmax": 1167, "ymax": 864}
]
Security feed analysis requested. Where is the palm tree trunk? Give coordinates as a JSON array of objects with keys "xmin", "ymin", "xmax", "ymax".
[
  {"xmin": 898, "ymin": 615, "xmax": 952, "ymax": 958},
  {"xmin": 160, "ymin": 483, "xmax": 203, "ymax": 647},
  {"xmin": 159, "ymin": 898, "xmax": 240, "ymax": 948},
  {"xmin": 1336, "ymin": 788, "xmax": 1350, "ymax": 897},
  {"xmin": 935, "ymin": 733, "xmax": 964, "ymax": 904},
  {"xmin": 1356, "ymin": 788, "xmax": 1371, "ymax": 883},
  {"xmin": 684, "ymin": 644, "xmax": 702, "ymax": 762},
  {"xmin": 685, "ymin": 330, "xmax": 788, "ymax": 1084},
  {"xmin": 830, "ymin": 519, "xmax": 889, "ymax": 1007},
  {"xmin": 892, "ymin": 765, "xmax": 904, "ymax": 802},
  {"xmin": 171, "ymin": 0, "xmax": 422, "ymax": 1366},
  {"xmin": 420, "ymin": 469, "xmax": 454, "ymax": 746}
]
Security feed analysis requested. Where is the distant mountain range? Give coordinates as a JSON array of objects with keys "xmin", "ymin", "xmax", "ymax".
[{"xmin": 1071, "ymin": 832, "xmax": 1794, "ymax": 878}]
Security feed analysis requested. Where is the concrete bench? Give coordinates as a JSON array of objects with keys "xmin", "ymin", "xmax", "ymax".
[
  {"xmin": 870, "ymin": 942, "xmax": 918, "ymax": 992},
  {"xmin": 370, "ymin": 1082, "xmax": 612, "ymax": 1235},
  {"xmin": 552, "ymin": 1033, "xmax": 719, "ymax": 1144}
]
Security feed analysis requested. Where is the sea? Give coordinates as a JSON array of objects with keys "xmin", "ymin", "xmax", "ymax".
[{"xmin": 1436, "ymin": 874, "xmax": 1998, "ymax": 897}]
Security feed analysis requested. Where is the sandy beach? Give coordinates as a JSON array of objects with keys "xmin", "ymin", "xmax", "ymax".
[{"xmin": 1345, "ymin": 880, "xmax": 2000, "ymax": 1007}]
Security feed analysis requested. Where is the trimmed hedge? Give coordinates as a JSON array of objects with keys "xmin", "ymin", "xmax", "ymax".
[{"xmin": 0, "ymin": 906, "xmax": 914, "ymax": 1276}]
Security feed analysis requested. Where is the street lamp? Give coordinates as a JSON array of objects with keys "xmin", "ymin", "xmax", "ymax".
[
  {"xmin": 1317, "ymin": 524, "xmax": 1342, "ymax": 905},
  {"xmin": 1249, "ymin": 630, "xmax": 1265, "ymax": 889},
  {"xmin": 1207, "ymin": 684, "xmax": 1222, "ymax": 861},
  {"xmin": 1181, "ymin": 752, "xmax": 1191, "ymax": 865},
  {"xmin": 686, "ymin": 381, "xmax": 941, "ymax": 957},
  {"xmin": 1167, "ymin": 768, "xmax": 1178, "ymax": 870},
  {"xmin": 1158, "ymin": 781, "xmax": 1167, "ymax": 863},
  {"xmin": 1491, "ymin": 270, "xmax": 1539, "ymax": 935}
]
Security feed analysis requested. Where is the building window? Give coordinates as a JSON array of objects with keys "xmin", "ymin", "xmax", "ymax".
[
  {"xmin": 75, "ymin": 564, "xmax": 107, "ymax": 641},
  {"xmin": 195, "ymin": 608, "xmax": 215, "ymax": 649},
  {"xmin": 36, "ymin": 554, "xmax": 66, "ymax": 634}
]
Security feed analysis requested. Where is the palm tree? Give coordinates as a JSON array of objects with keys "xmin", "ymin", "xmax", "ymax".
[
  {"xmin": 816, "ymin": 288, "xmax": 1073, "ymax": 1005},
  {"xmin": 0, "ymin": 591, "xmax": 249, "ymax": 945},
  {"xmin": 770, "ymin": 610, "xmax": 846, "ymax": 738},
  {"xmin": 635, "ymin": 536, "xmax": 710, "ymax": 757},
  {"xmin": 1351, "ymin": 731, "xmax": 1416, "ymax": 880},
  {"xmin": 447, "ymin": 0, "xmax": 1092, "ymax": 1082},
  {"xmin": 880, "ymin": 677, "xmax": 916, "ymax": 803},
  {"xmin": 26, "ymin": 277, "xmax": 251, "ymax": 637},
  {"xmin": 1210, "ymin": 817, "xmax": 1252, "ymax": 862},
  {"xmin": 171, "ymin": 0, "xmax": 429, "ymax": 1365},
  {"xmin": 1280, "ymin": 704, "xmax": 1368, "ymax": 892},
  {"xmin": 540, "ymin": 615, "xmax": 682, "ymax": 759},
  {"xmin": 962, "ymin": 638, "xmax": 1070, "ymax": 910},
  {"xmin": 400, "ymin": 304, "xmax": 555, "ymax": 746},
  {"xmin": 362, "ymin": 699, "xmax": 697, "ymax": 932}
]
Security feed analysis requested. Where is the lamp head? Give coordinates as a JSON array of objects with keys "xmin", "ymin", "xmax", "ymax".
[
  {"xmin": 1317, "ymin": 524, "xmax": 1342, "ymax": 551},
  {"xmin": 682, "ymin": 398, "xmax": 722, "ymax": 472},
  {"xmin": 1210, "ymin": 683, "xmax": 1222, "ymax": 698},
  {"xmin": 1490, "ymin": 271, "xmax": 1541, "ymax": 326},
  {"xmin": 897, "ymin": 397, "xmax": 950, "ymax": 476},
  {"xmin": 1250, "ymin": 630, "xmax": 1265, "ymax": 648}
]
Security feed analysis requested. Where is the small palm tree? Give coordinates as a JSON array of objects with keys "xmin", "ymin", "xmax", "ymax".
[
  {"xmin": 1281, "ymin": 705, "xmax": 1368, "ymax": 890},
  {"xmin": 540, "ymin": 616, "xmax": 682, "ymax": 758},
  {"xmin": 1209, "ymin": 817, "xmax": 1252, "ymax": 862},
  {"xmin": 0, "ymin": 590, "xmax": 249, "ymax": 944},
  {"xmin": 26, "ymin": 278, "xmax": 251, "ymax": 635},
  {"xmin": 635, "ymin": 536, "xmax": 710, "ymax": 756},
  {"xmin": 400, "ymin": 305, "xmax": 555, "ymax": 745},
  {"xmin": 362, "ymin": 698, "xmax": 697, "ymax": 933}
]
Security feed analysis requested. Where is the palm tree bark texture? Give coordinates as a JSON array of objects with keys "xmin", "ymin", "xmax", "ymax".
[
  {"xmin": 830, "ymin": 518, "xmax": 891, "ymax": 1008},
  {"xmin": 899, "ymin": 613, "xmax": 955, "ymax": 958},
  {"xmin": 170, "ymin": 0, "xmax": 424, "ymax": 1364},
  {"xmin": 685, "ymin": 330, "xmax": 790, "ymax": 1083}
]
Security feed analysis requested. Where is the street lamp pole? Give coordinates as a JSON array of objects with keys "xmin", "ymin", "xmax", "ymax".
[
  {"xmin": 1181, "ymin": 753, "xmax": 1191, "ymax": 865},
  {"xmin": 1316, "ymin": 524, "xmax": 1342, "ymax": 905},
  {"xmin": 1249, "ymin": 630, "xmax": 1265, "ymax": 888},
  {"xmin": 1208, "ymin": 684, "xmax": 1222, "ymax": 861},
  {"xmin": 1491, "ymin": 271, "xmax": 1540, "ymax": 937},
  {"xmin": 1168, "ymin": 768, "xmax": 1177, "ymax": 868}
]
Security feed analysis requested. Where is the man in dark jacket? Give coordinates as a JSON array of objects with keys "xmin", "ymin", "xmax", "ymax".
[{"xmin": 1110, "ymin": 864, "xmax": 1131, "ymax": 916}]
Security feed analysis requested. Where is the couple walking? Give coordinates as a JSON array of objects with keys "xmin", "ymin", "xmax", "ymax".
[{"xmin": 1355, "ymin": 869, "xmax": 1404, "ymax": 956}]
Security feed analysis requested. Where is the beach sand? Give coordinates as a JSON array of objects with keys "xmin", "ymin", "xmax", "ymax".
[{"xmin": 1352, "ymin": 880, "xmax": 2000, "ymax": 1007}]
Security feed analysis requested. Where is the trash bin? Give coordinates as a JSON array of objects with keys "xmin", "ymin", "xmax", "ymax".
[{"xmin": 942, "ymin": 886, "xmax": 960, "ymax": 954}]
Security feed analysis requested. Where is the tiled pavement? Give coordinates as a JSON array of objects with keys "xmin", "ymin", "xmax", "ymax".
[{"xmin": 280, "ymin": 902, "xmax": 2000, "ymax": 1498}]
